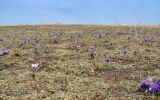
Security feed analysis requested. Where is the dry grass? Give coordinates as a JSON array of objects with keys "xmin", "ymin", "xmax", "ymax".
[{"xmin": 0, "ymin": 24, "xmax": 160, "ymax": 99}]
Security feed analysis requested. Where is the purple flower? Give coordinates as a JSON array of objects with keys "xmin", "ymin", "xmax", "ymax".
[
  {"xmin": 140, "ymin": 79, "xmax": 153, "ymax": 90},
  {"xmin": 77, "ymin": 32, "xmax": 83, "ymax": 38},
  {"xmin": 156, "ymin": 81, "xmax": 160, "ymax": 92},
  {"xmin": 34, "ymin": 43, "xmax": 40, "ymax": 55},
  {"xmin": 0, "ymin": 50, "xmax": 10, "ymax": 56},
  {"xmin": 31, "ymin": 63, "xmax": 39, "ymax": 71},
  {"xmin": 46, "ymin": 45, "xmax": 49, "ymax": 49},
  {"xmin": 52, "ymin": 36, "xmax": 59, "ymax": 44},
  {"xmin": 0, "ymin": 44, "xmax": 13, "ymax": 56},
  {"xmin": 6, "ymin": 44, "xmax": 13, "ymax": 50},
  {"xmin": 76, "ymin": 44, "xmax": 80, "ymax": 50},
  {"xmin": 90, "ymin": 50, "xmax": 97, "ymax": 58},
  {"xmin": 35, "ymin": 43, "xmax": 40, "ymax": 49},
  {"xmin": 139, "ymin": 79, "xmax": 160, "ymax": 94},
  {"xmin": 149, "ymin": 84, "xmax": 157, "ymax": 93},
  {"xmin": 156, "ymin": 81, "xmax": 160, "ymax": 87},
  {"xmin": 148, "ymin": 82, "xmax": 160, "ymax": 93}
]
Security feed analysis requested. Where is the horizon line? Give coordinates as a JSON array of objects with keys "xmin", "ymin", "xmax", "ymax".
[{"xmin": 0, "ymin": 23, "xmax": 160, "ymax": 27}]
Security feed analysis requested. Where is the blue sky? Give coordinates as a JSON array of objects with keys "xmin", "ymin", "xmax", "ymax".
[{"xmin": 0, "ymin": 0, "xmax": 160, "ymax": 25}]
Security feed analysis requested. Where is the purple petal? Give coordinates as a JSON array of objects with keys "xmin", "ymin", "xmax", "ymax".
[
  {"xmin": 149, "ymin": 84, "xmax": 158, "ymax": 93},
  {"xmin": 156, "ymin": 81, "xmax": 160, "ymax": 92},
  {"xmin": 140, "ymin": 79, "xmax": 153, "ymax": 90}
]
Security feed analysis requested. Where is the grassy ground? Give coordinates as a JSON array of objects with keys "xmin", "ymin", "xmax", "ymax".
[{"xmin": 0, "ymin": 25, "xmax": 160, "ymax": 99}]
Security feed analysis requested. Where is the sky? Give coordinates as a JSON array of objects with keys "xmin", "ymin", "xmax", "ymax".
[{"xmin": 0, "ymin": 0, "xmax": 160, "ymax": 25}]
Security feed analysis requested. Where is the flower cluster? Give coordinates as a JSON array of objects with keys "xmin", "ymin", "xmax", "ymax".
[
  {"xmin": 0, "ymin": 44, "xmax": 13, "ymax": 57},
  {"xmin": 140, "ymin": 78, "xmax": 160, "ymax": 93}
]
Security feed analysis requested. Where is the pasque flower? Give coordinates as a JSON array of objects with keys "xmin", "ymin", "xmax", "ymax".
[
  {"xmin": 31, "ymin": 63, "xmax": 39, "ymax": 71},
  {"xmin": 76, "ymin": 44, "xmax": 80, "ymax": 50},
  {"xmin": 89, "ymin": 50, "xmax": 96, "ymax": 58},
  {"xmin": 140, "ymin": 79, "xmax": 153, "ymax": 90},
  {"xmin": 139, "ymin": 79, "xmax": 160, "ymax": 94},
  {"xmin": 35, "ymin": 43, "xmax": 40, "ymax": 49}
]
